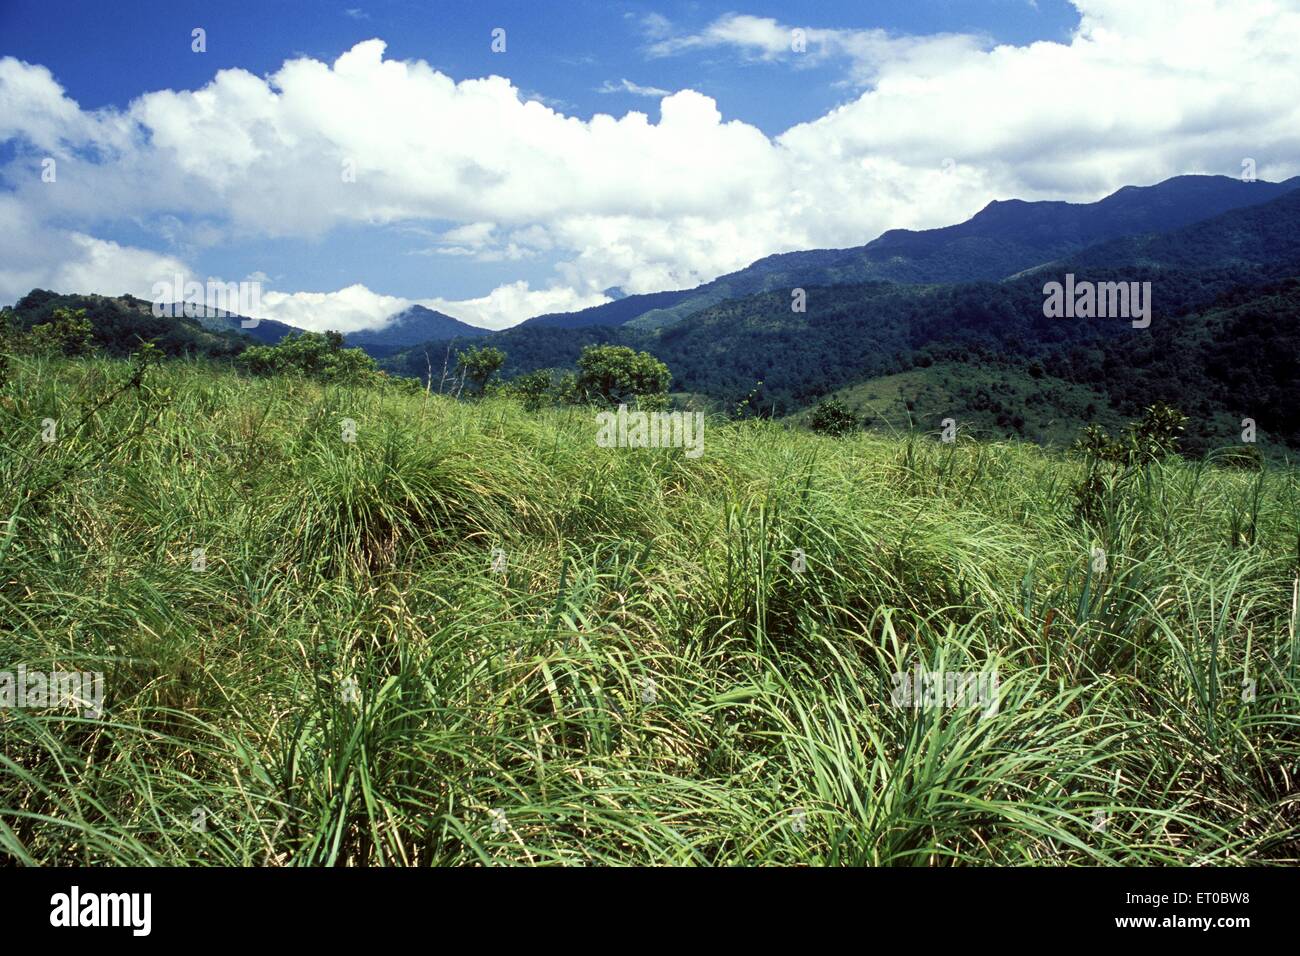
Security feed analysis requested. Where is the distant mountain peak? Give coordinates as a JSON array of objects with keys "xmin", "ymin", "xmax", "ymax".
[{"xmin": 343, "ymin": 303, "xmax": 489, "ymax": 355}]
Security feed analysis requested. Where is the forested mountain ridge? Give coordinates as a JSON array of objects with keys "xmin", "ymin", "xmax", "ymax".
[
  {"xmin": 510, "ymin": 174, "xmax": 1300, "ymax": 332},
  {"xmin": 2, "ymin": 289, "xmax": 285, "ymax": 357}
]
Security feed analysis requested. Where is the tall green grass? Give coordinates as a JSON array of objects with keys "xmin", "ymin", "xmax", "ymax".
[{"xmin": 1, "ymin": 354, "xmax": 1297, "ymax": 865}]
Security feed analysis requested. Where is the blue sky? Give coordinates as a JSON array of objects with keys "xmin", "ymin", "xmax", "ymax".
[
  {"xmin": 1, "ymin": 2, "xmax": 1082, "ymax": 131},
  {"xmin": 1, "ymin": 1, "xmax": 1296, "ymax": 330}
]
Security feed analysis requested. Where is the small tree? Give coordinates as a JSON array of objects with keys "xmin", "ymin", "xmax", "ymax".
[
  {"xmin": 1074, "ymin": 404, "xmax": 1188, "ymax": 467},
  {"xmin": 1071, "ymin": 403, "xmax": 1188, "ymax": 524},
  {"xmin": 1072, "ymin": 423, "xmax": 1126, "ymax": 464},
  {"xmin": 503, "ymin": 368, "xmax": 555, "ymax": 410},
  {"xmin": 552, "ymin": 371, "xmax": 580, "ymax": 406},
  {"xmin": 237, "ymin": 331, "xmax": 380, "ymax": 383},
  {"xmin": 809, "ymin": 398, "xmax": 858, "ymax": 437},
  {"xmin": 455, "ymin": 345, "xmax": 506, "ymax": 395},
  {"xmin": 1128, "ymin": 402, "xmax": 1187, "ymax": 463},
  {"xmin": 23, "ymin": 307, "xmax": 95, "ymax": 356},
  {"xmin": 575, "ymin": 344, "xmax": 670, "ymax": 407}
]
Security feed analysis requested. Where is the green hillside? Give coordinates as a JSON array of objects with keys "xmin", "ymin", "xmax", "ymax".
[
  {"xmin": 5, "ymin": 290, "xmax": 253, "ymax": 358},
  {"xmin": 787, "ymin": 361, "xmax": 1127, "ymax": 447}
]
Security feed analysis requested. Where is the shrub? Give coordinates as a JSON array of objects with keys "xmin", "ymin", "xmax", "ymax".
[
  {"xmin": 808, "ymin": 398, "xmax": 858, "ymax": 437},
  {"xmin": 1129, "ymin": 402, "xmax": 1187, "ymax": 463},
  {"xmin": 455, "ymin": 345, "xmax": 506, "ymax": 395},
  {"xmin": 237, "ymin": 330, "xmax": 381, "ymax": 384},
  {"xmin": 12, "ymin": 307, "xmax": 95, "ymax": 357},
  {"xmin": 498, "ymin": 368, "xmax": 560, "ymax": 409},
  {"xmin": 575, "ymin": 344, "xmax": 670, "ymax": 407}
]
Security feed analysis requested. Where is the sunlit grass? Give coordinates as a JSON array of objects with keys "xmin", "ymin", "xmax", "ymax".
[{"xmin": 1, "ymin": 354, "xmax": 1297, "ymax": 865}]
